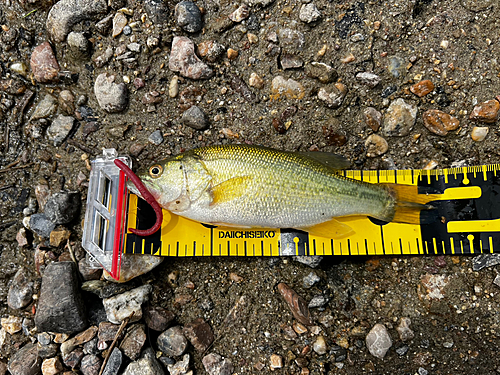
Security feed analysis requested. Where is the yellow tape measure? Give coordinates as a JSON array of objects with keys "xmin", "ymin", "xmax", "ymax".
[{"xmin": 123, "ymin": 164, "xmax": 500, "ymax": 257}]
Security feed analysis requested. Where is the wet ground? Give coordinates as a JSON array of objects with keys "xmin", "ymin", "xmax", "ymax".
[{"xmin": 2, "ymin": 0, "xmax": 500, "ymax": 373}]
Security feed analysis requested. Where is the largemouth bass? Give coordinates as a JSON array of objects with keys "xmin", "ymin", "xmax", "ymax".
[{"xmin": 127, "ymin": 144, "xmax": 438, "ymax": 238}]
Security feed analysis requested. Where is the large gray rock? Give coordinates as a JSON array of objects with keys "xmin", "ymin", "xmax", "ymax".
[
  {"xmin": 47, "ymin": 0, "xmax": 108, "ymax": 42},
  {"xmin": 175, "ymin": 1, "xmax": 203, "ymax": 33},
  {"xmin": 35, "ymin": 262, "xmax": 87, "ymax": 334}
]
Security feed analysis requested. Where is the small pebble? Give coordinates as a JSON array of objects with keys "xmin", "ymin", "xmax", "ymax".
[
  {"xmin": 410, "ymin": 80, "xmax": 434, "ymax": 97},
  {"xmin": 271, "ymin": 76, "xmax": 305, "ymax": 100},
  {"xmin": 175, "ymin": 1, "xmax": 203, "ymax": 33},
  {"xmin": 313, "ymin": 336, "xmax": 327, "ymax": 355},
  {"xmin": 181, "ymin": 105, "xmax": 209, "ymax": 130},
  {"xmin": 197, "ymin": 40, "xmax": 226, "ymax": 63},
  {"xmin": 305, "ymin": 62, "xmax": 337, "ymax": 84},
  {"xmin": 67, "ymin": 32, "xmax": 89, "ymax": 53},
  {"xmin": 169, "ymin": 76, "xmax": 179, "ymax": 98},
  {"xmin": 229, "ymin": 4, "xmax": 250, "ymax": 23},
  {"xmin": 227, "ymin": 48, "xmax": 238, "ymax": 60},
  {"xmin": 1, "ymin": 316, "xmax": 22, "ymax": 335},
  {"xmin": 202, "ymin": 353, "xmax": 234, "ymax": 375},
  {"xmin": 469, "ymin": 99, "xmax": 500, "ymax": 123},
  {"xmin": 157, "ymin": 326, "xmax": 188, "ymax": 356},
  {"xmin": 269, "ymin": 354, "xmax": 283, "ymax": 370},
  {"xmin": 249, "ymin": 73, "xmax": 264, "ymax": 89},
  {"xmin": 41, "ymin": 357, "xmax": 63, "ymax": 375},
  {"xmin": 169, "ymin": 36, "xmax": 214, "ymax": 79},
  {"xmin": 363, "ymin": 107, "xmax": 382, "ymax": 131},
  {"xmin": 303, "ymin": 272, "xmax": 320, "ymax": 288},
  {"xmin": 396, "ymin": 317, "xmax": 414, "ymax": 341},
  {"xmin": 422, "ymin": 109, "xmax": 459, "ymax": 136},
  {"xmin": 366, "ymin": 323, "xmax": 392, "ymax": 359},
  {"xmin": 365, "ymin": 134, "xmax": 388, "ymax": 157},
  {"xmin": 94, "ymin": 73, "xmax": 128, "ymax": 113},
  {"xmin": 356, "ymin": 72, "xmax": 381, "ymax": 88},
  {"xmin": 383, "ymin": 98, "xmax": 417, "ymax": 137},
  {"xmin": 299, "ymin": 3, "xmax": 321, "ymax": 23},
  {"xmin": 112, "ymin": 12, "xmax": 128, "ymax": 37},
  {"xmin": 317, "ymin": 83, "xmax": 348, "ymax": 109},
  {"xmin": 148, "ymin": 130, "xmax": 164, "ymax": 145},
  {"xmin": 30, "ymin": 42, "xmax": 60, "ymax": 83},
  {"xmin": 471, "ymin": 126, "xmax": 489, "ymax": 142},
  {"xmin": 308, "ymin": 295, "xmax": 329, "ymax": 309}
]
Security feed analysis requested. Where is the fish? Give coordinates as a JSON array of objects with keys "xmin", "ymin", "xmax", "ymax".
[{"xmin": 126, "ymin": 144, "xmax": 440, "ymax": 238}]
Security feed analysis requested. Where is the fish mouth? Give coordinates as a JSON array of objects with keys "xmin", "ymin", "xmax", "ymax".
[{"xmin": 126, "ymin": 180, "xmax": 144, "ymax": 199}]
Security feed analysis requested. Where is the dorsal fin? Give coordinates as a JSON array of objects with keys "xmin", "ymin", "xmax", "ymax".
[{"xmin": 298, "ymin": 152, "xmax": 351, "ymax": 170}]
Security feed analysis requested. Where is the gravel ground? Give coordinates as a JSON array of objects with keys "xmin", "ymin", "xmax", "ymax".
[{"xmin": 1, "ymin": 0, "xmax": 500, "ymax": 374}]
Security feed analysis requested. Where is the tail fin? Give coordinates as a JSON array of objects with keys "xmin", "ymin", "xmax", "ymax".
[{"xmin": 384, "ymin": 184, "xmax": 441, "ymax": 225}]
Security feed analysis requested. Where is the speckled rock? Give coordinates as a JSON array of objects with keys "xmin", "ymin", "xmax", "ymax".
[
  {"xmin": 175, "ymin": 1, "xmax": 203, "ymax": 33},
  {"xmin": 363, "ymin": 107, "xmax": 382, "ymax": 131},
  {"xmin": 30, "ymin": 42, "xmax": 60, "ymax": 83},
  {"xmin": 469, "ymin": 99, "xmax": 500, "ymax": 123},
  {"xmin": 157, "ymin": 326, "xmax": 188, "ymax": 357},
  {"xmin": 44, "ymin": 192, "xmax": 80, "ymax": 224},
  {"xmin": 46, "ymin": 115, "xmax": 75, "ymax": 146},
  {"xmin": 30, "ymin": 94, "xmax": 58, "ymax": 121},
  {"xmin": 119, "ymin": 324, "xmax": 146, "ymax": 360},
  {"xmin": 278, "ymin": 28, "xmax": 305, "ymax": 52},
  {"xmin": 248, "ymin": 73, "xmax": 264, "ymax": 89},
  {"xmin": 7, "ymin": 267, "xmax": 33, "ymax": 310},
  {"xmin": 383, "ymin": 98, "xmax": 417, "ymax": 137},
  {"xmin": 29, "ymin": 214, "xmax": 56, "ymax": 238},
  {"xmin": 169, "ymin": 37, "xmax": 213, "ymax": 79},
  {"xmin": 7, "ymin": 343, "xmax": 41, "ymax": 375},
  {"xmin": 229, "ymin": 4, "xmax": 249, "ymax": 23},
  {"xmin": 317, "ymin": 83, "xmax": 348, "ymax": 109},
  {"xmin": 102, "ymin": 285, "xmax": 152, "ymax": 324},
  {"xmin": 144, "ymin": 0, "xmax": 169, "ymax": 23},
  {"xmin": 167, "ymin": 354, "xmax": 190, "ymax": 375},
  {"xmin": 181, "ymin": 105, "xmax": 209, "ymax": 130},
  {"xmin": 46, "ymin": 0, "xmax": 107, "ymax": 42},
  {"xmin": 293, "ymin": 256, "xmax": 322, "ymax": 268},
  {"xmin": 422, "ymin": 109, "xmax": 459, "ymax": 136},
  {"xmin": 102, "ymin": 347, "xmax": 122, "ymax": 375},
  {"xmin": 60, "ymin": 326, "xmax": 98, "ymax": 356},
  {"xmin": 94, "ymin": 73, "xmax": 128, "ymax": 113},
  {"xmin": 365, "ymin": 134, "xmax": 388, "ymax": 157},
  {"xmin": 410, "ymin": 80, "xmax": 434, "ymax": 97},
  {"xmin": 122, "ymin": 348, "xmax": 164, "ymax": 375},
  {"xmin": 356, "ymin": 72, "xmax": 381, "ymax": 88},
  {"xmin": 148, "ymin": 130, "xmax": 164, "ymax": 145},
  {"xmin": 197, "ymin": 40, "xmax": 225, "ymax": 63},
  {"xmin": 103, "ymin": 254, "xmax": 163, "ymax": 283},
  {"xmin": 299, "ymin": 3, "xmax": 321, "ymax": 23},
  {"xmin": 80, "ymin": 354, "xmax": 101, "ymax": 375},
  {"xmin": 202, "ymin": 353, "xmax": 233, "ymax": 375},
  {"xmin": 366, "ymin": 323, "xmax": 392, "ymax": 359},
  {"xmin": 270, "ymin": 76, "xmax": 305, "ymax": 100}
]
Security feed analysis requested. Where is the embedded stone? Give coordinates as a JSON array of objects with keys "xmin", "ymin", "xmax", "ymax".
[
  {"xmin": 30, "ymin": 42, "xmax": 60, "ymax": 83},
  {"xmin": 169, "ymin": 36, "xmax": 213, "ymax": 79},
  {"xmin": 469, "ymin": 99, "xmax": 500, "ymax": 123},
  {"xmin": 410, "ymin": 80, "xmax": 434, "ymax": 97},
  {"xmin": 422, "ymin": 109, "xmax": 459, "ymax": 136}
]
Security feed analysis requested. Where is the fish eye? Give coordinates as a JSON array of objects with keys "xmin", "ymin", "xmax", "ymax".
[{"xmin": 149, "ymin": 165, "xmax": 163, "ymax": 178}]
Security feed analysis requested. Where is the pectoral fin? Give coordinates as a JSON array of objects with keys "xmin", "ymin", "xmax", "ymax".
[
  {"xmin": 297, "ymin": 218, "xmax": 355, "ymax": 239},
  {"xmin": 209, "ymin": 176, "xmax": 253, "ymax": 206}
]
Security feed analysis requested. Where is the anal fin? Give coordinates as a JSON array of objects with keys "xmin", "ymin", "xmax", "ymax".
[{"xmin": 297, "ymin": 218, "xmax": 355, "ymax": 239}]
